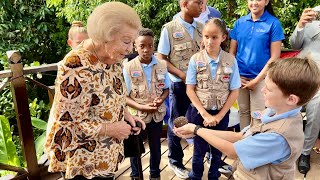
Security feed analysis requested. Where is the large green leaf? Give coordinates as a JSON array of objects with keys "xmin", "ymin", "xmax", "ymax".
[
  {"xmin": 0, "ymin": 115, "xmax": 20, "ymax": 166},
  {"xmin": 31, "ymin": 117, "xmax": 47, "ymax": 130},
  {"xmin": 35, "ymin": 132, "xmax": 46, "ymax": 159}
]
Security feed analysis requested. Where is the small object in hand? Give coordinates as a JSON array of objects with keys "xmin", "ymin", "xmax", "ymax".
[{"xmin": 173, "ymin": 116, "xmax": 188, "ymax": 128}]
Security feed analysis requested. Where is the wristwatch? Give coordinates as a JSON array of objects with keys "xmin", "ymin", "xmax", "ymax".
[{"xmin": 193, "ymin": 125, "xmax": 202, "ymax": 135}]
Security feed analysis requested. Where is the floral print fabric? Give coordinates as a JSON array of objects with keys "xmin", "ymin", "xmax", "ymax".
[{"xmin": 45, "ymin": 47, "xmax": 126, "ymax": 179}]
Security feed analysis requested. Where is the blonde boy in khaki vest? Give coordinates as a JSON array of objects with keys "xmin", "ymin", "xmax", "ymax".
[
  {"xmin": 123, "ymin": 28, "xmax": 170, "ymax": 180},
  {"xmin": 174, "ymin": 57, "xmax": 320, "ymax": 180}
]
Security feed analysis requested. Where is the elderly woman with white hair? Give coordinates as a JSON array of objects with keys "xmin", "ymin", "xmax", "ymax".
[{"xmin": 45, "ymin": 2, "xmax": 145, "ymax": 180}]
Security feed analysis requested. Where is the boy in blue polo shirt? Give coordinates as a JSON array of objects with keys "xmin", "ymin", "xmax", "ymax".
[
  {"xmin": 123, "ymin": 28, "xmax": 170, "ymax": 180},
  {"xmin": 174, "ymin": 57, "xmax": 320, "ymax": 179},
  {"xmin": 157, "ymin": 0, "xmax": 203, "ymax": 178}
]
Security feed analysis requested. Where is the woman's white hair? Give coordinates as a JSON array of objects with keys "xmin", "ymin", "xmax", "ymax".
[{"xmin": 87, "ymin": 2, "xmax": 142, "ymax": 42}]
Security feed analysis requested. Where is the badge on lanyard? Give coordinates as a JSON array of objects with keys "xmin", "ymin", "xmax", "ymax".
[
  {"xmin": 173, "ymin": 32, "xmax": 184, "ymax": 39},
  {"xmin": 224, "ymin": 67, "xmax": 233, "ymax": 74},
  {"xmin": 131, "ymin": 71, "xmax": 142, "ymax": 77},
  {"xmin": 221, "ymin": 75, "xmax": 230, "ymax": 82}
]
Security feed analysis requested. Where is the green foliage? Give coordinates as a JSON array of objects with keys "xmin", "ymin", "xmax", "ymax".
[
  {"xmin": 0, "ymin": 115, "xmax": 20, "ymax": 176},
  {"xmin": 0, "ymin": 0, "xmax": 69, "ymax": 70}
]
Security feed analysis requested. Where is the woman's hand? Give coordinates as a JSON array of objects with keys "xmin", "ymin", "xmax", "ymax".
[
  {"xmin": 242, "ymin": 78, "xmax": 259, "ymax": 90},
  {"xmin": 108, "ymin": 121, "xmax": 132, "ymax": 140},
  {"xmin": 130, "ymin": 115, "xmax": 146, "ymax": 135},
  {"xmin": 124, "ymin": 108, "xmax": 146, "ymax": 134},
  {"xmin": 173, "ymin": 123, "xmax": 196, "ymax": 139}
]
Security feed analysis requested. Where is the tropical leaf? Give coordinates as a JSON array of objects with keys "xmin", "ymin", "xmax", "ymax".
[
  {"xmin": 31, "ymin": 117, "xmax": 47, "ymax": 130},
  {"xmin": 0, "ymin": 115, "xmax": 20, "ymax": 167},
  {"xmin": 35, "ymin": 132, "xmax": 46, "ymax": 159}
]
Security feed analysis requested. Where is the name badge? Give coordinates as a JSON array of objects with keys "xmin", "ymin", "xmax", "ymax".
[
  {"xmin": 131, "ymin": 71, "xmax": 142, "ymax": 77},
  {"xmin": 157, "ymin": 74, "xmax": 165, "ymax": 80},
  {"xmin": 173, "ymin": 31, "xmax": 184, "ymax": 39},
  {"xmin": 224, "ymin": 67, "xmax": 233, "ymax": 74},
  {"xmin": 197, "ymin": 61, "xmax": 206, "ymax": 67}
]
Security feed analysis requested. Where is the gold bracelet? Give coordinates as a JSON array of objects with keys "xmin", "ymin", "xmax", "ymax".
[{"xmin": 104, "ymin": 123, "xmax": 108, "ymax": 137}]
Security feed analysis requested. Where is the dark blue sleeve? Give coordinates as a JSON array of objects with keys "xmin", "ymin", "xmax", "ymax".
[{"xmin": 208, "ymin": 6, "xmax": 221, "ymax": 19}]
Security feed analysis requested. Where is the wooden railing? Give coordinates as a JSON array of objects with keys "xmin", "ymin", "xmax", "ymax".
[{"xmin": 0, "ymin": 50, "xmax": 58, "ymax": 180}]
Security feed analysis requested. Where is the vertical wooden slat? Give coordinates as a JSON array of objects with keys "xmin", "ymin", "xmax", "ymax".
[{"xmin": 6, "ymin": 50, "xmax": 39, "ymax": 179}]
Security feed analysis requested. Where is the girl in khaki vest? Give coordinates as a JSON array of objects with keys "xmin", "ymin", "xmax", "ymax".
[{"xmin": 184, "ymin": 18, "xmax": 241, "ymax": 179}]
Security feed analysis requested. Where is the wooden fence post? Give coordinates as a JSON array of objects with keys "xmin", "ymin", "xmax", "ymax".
[{"xmin": 6, "ymin": 50, "xmax": 39, "ymax": 179}]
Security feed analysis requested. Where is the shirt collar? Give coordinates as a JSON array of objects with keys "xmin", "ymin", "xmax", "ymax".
[
  {"xmin": 205, "ymin": 49, "xmax": 222, "ymax": 64},
  {"xmin": 141, "ymin": 55, "xmax": 157, "ymax": 67},
  {"xmin": 245, "ymin": 10, "xmax": 270, "ymax": 22},
  {"xmin": 177, "ymin": 15, "xmax": 197, "ymax": 29},
  {"xmin": 261, "ymin": 107, "xmax": 302, "ymax": 124}
]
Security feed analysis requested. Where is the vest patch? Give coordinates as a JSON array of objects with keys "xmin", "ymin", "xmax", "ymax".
[
  {"xmin": 221, "ymin": 75, "xmax": 230, "ymax": 82},
  {"xmin": 252, "ymin": 111, "xmax": 262, "ymax": 119},
  {"xmin": 131, "ymin": 71, "xmax": 142, "ymax": 77},
  {"xmin": 197, "ymin": 61, "xmax": 206, "ymax": 67},
  {"xmin": 157, "ymin": 74, "xmax": 165, "ymax": 80},
  {"xmin": 173, "ymin": 31, "xmax": 184, "ymax": 39},
  {"xmin": 224, "ymin": 67, "xmax": 233, "ymax": 74}
]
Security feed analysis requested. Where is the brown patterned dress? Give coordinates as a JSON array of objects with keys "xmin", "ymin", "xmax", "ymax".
[{"xmin": 45, "ymin": 46, "xmax": 126, "ymax": 179}]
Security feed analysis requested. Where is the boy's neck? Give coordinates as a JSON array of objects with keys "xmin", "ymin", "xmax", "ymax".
[
  {"xmin": 273, "ymin": 105, "xmax": 299, "ymax": 115},
  {"xmin": 180, "ymin": 13, "xmax": 194, "ymax": 24},
  {"xmin": 139, "ymin": 56, "xmax": 152, "ymax": 65}
]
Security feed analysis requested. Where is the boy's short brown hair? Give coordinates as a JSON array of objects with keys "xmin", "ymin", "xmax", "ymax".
[{"xmin": 268, "ymin": 57, "xmax": 320, "ymax": 106}]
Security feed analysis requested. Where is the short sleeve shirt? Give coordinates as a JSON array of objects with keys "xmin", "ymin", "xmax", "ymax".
[{"xmin": 230, "ymin": 10, "xmax": 285, "ymax": 78}]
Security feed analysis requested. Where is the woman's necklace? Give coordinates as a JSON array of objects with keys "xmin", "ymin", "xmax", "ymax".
[{"xmin": 92, "ymin": 40, "xmax": 104, "ymax": 63}]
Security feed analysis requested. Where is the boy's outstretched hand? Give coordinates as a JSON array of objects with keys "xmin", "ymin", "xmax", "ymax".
[{"xmin": 173, "ymin": 123, "xmax": 197, "ymax": 139}]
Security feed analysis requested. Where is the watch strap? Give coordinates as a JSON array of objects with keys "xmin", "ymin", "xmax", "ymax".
[{"xmin": 193, "ymin": 125, "xmax": 202, "ymax": 135}]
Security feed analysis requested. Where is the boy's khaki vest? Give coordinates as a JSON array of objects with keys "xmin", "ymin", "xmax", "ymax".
[
  {"xmin": 164, "ymin": 20, "xmax": 203, "ymax": 73},
  {"xmin": 193, "ymin": 50, "xmax": 235, "ymax": 110},
  {"xmin": 233, "ymin": 113, "xmax": 304, "ymax": 180},
  {"xmin": 124, "ymin": 57, "xmax": 167, "ymax": 123}
]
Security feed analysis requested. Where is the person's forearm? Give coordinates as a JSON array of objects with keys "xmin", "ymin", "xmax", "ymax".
[
  {"xmin": 197, "ymin": 128, "xmax": 240, "ymax": 159},
  {"xmin": 289, "ymin": 26, "xmax": 305, "ymax": 50},
  {"xmin": 126, "ymin": 96, "xmax": 142, "ymax": 110},
  {"xmin": 216, "ymin": 89, "xmax": 239, "ymax": 119},
  {"xmin": 255, "ymin": 41, "xmax": 282, "ymax": 82},
  {"xmin": 166, "ymin": 61, "xmax": 185, "ymax": 80},
  {"xmin": 186, "ymin": 85, "xmax": 207, "ymax": 116},
  {"xmin": 157, "ymin": 53, "xmax": 185, "ymax": 80},
  {"xmin": 160, "ymin": 89, "xmax": 169, "ymax": 101}
]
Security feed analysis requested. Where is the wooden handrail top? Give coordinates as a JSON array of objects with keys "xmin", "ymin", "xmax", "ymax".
[
  {"xmin": 0, "ymin": 163, "xmax": 27, "ymax": 174},
  {"xmin": 0, "ymin": 63, "xmax": 58, "ymax": 79}
]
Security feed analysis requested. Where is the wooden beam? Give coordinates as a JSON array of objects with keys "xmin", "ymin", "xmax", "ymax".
[
  {"xmin": 7, "ymin": 50, "xmax": 40, "ymax": 179},
  {"xmin": 0, "ymin": 163, "xmax": 27, "ymax": 174},
  {"xmin": 0, "ymin": 63, "xmax": 58, "ymax": 79}
]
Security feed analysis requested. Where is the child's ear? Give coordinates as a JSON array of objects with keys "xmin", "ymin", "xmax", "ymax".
[
  {"xmin": 287, "ymin": 94, "xmax": 300, "ymax": 106},
  {"xmin": 67, "ymin": 39, "xmax": 72, "ymax": 48},
  {"xmin": 222, "ymin": 34, "xmax": 227, "ymax": 42}
]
